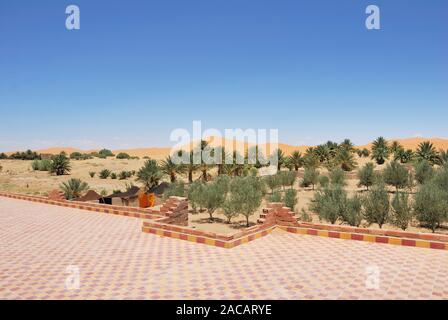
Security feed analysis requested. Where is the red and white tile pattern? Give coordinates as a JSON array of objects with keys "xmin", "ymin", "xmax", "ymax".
[{"xmin": 1, "ymin": 197, "xmax": 447, "ymax": 300}]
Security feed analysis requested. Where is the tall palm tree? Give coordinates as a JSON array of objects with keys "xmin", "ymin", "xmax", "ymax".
[
  {"xmin": 178, "ymin": 150, "xmax": 199, "ymax": 183},
  {"xmin": 60, "ymin": 178, "xmax": 89, "ymax": 200},
  {"xmin": 415, "ymin": 141, "xmax": 440, "ymax": 165},
  {"xmin": 394, "ymin": 149, "xmax": 414, "ymax": 164},
  {"xmin": 303, "ymin": 147, "xmax": 320, "ymax": 169},
  {"xmin": 289, "ymin": 151, "xmax": 304, "ymax": 171},
  {"xmin": 269, "ymin": 148, "xmax": 285, "ymax": 171},
  {"xmin": 196, "ymin": 140, "xmax": 214, "ymax": 181},
  {"xmin": 371, "ymin": 137, "xmax": 390, "ymax": 165},
  {"xmin": 160, "ymin": 155, "xmax": 185, "ymax": 182}
]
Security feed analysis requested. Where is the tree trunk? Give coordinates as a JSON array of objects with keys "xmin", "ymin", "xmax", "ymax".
[
  {"xmin": 188, "ymin": 170, "xmax": 193, "ymax": 183},
  {"xmin": 246, "ymin": 215, "xmax": 250, "ymax": 227},
  {"xmin": 170, "ymin": 173, "xmax": 176, "ymax": 183},
  {"xmin": 202, "ymin": 170, "xmax": 207, "ymax": 181}
]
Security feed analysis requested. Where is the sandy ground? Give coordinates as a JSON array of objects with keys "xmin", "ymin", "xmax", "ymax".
[{"xmin": 1, "ymin": 197, "xmax": 448, "ymax": 300}]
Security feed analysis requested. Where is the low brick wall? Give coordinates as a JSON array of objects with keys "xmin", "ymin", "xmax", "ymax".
[{"xmin": 280, "ymin": 225, "xmax": 448, "ymax": 251}]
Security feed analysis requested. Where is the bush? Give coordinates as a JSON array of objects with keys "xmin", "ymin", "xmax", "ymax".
[
  {"xmin": 116, "ymin": 152, "xmax": 131, "ymax": 159},
  {"xmin": 414, "ymin": 160, "xmax": 434, "ymax": 185},
  {"xmin": 391, "ymin": 192, "xmax": 413, "ymax": 230},
  {"xmin": 284, "ymin": 189, "xmax": 298, "ymax": 210},
  {"xmin": 110, "ymin": 173, "xmax": 117, "ymax": 179},
  {"xmin": 98, "ymin": 149, "xmax": 114, "ymax": 158},
  {"xmin": 318, "ymin": 175, "xmax": 329, "ymax": 188},
  {"xmin": 188, "ymin": 181, "xmax": 206, "ymax": 212},
  {"xmin": 99, "ymin": 169, "xmax": 111, "ymax": 179},
  {"xmin": 264, "ymin": 174, "xmax": 280, "ymax": 193},
  {"xmin": 0, "ymin": 152, "xmax": 8, "ymax": 159},
  {"xmin": 414, "ymin": 182, "xmax": 448, "ymax": 232},
  {"xmin": 89, "ymin": 171, "xmax": 95, "ymax": 178},
  {"xmin": 163, "ymin": 181, "xmax": 186, "ymax": 200},
  {"xmin": 299, "ymin": 208, "xmax": 313, "ymax": 222},
  {"xmin": 363, "ymin": 183, "xmax": 390, "ymax": 228},
  {"xmin": 383, "ymin": 161, "xmax": 409, "ymax": 192},
  {"xmin": 268, "ymin": 191, "xmax": 282, "ymax": 203},
  {"xmin": 118, "ymin": 171, "xmax": 128, "ymax": 180},
  {"xmin": 31, "ymin": 160, "xmax": 40, "ymax": 170},
  {"xmin": 279, "ymin": 171, "xmax": 296, "ymax": 189},
  {"xmin": 310, "ymin": 185, "xmax": 347, "ymax": 224},
  {"xmin": 341, "ymin": 195, "xmax": 363, "ymax": 227},
  {"xmin": 70, "ymin": 152, "xmax": 83, "ymax": 160},
  {"xmin": 50, "ymin": 154, "xmax": 71, "ymax": 176},
  {"xmin": 357, "ymin": 162, "xmax": 375, "ymax": 191},
  {"xmin": 300, "ymin": 167, "xmax": 319, "ymax": 190},
  {"xmin": 329, "ymin": 168, "xmax": 346, "ymax": 186},
  {"xmin": 136, "ymin": 160, "xmax": 162, "ymax": 192}
]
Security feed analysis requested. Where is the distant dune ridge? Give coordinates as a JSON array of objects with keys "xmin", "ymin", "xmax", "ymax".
[{"xmin": 5, "ymin": 137, "xmax": 448, "ymax": 159}]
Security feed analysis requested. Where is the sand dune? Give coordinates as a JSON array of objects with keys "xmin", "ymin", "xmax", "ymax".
[{"xmin": 6, "ymin": 136, "xmax": 448, "ymax": 158}]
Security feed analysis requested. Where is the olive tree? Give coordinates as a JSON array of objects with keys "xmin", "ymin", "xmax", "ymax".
[
  {"xmin": 390, "ymin": 192, "xmax": 413, "ymax": 231},
  {"xmin": 363, "ymin": 183, "xmax": 390, "ymax": 228},
  {"xmin": 300, "ymin": 167, "xmax": 319, "ymax": 190},
  {"xmin": 383, "ymin": 161, "xmax": 409, "ymax": 192},
  {"xmin": 414, "ymin": 160, "xmax": 434, "ymax": 185},
  {"xmin": 357, "ymin": 162, "xmax": 375, "ymax": 191},
  {"xmin": 414, "ymin": 182, "xmax": 448, "ymax": 232},
  {"xmin": 229, "ymin": 176, "xmax": 263, "ymax": 227},
  {"xmin": 310, "ymin": 185, "xmax": 347, "ymax": 224}
]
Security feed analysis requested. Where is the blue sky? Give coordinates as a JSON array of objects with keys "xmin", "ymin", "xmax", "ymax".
[{"xmin": 0, "ymin": 0, "xmax": 447, "ymax": 151}]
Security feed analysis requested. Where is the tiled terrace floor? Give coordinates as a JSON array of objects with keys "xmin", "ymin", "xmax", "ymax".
[{"xmin": 1, "ymin": 197, "xmax": 447, "ymax": 300}]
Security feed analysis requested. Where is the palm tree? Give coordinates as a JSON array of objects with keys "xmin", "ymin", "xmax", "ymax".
[
  {"xmin": 289, "ymin": 151, "xmax": 304, "ymax": 171},
  {"xmin": 314, "ymin": 144, "xmax": 331, "ymax": 164},
  {"xmin": 196, "ymin": 140, "xmax": 214, "ymax": 181},
  {"xmin": 60, "ymin": 178, "xmax": 89, "ymax": 200},
  {"xmin": 395, "ymin": 149, "xmax": 414, "ymax": 164},
  {"xmin": 339, "ymin": 139, "xmax": 355, "ymax": 153},
  {"xmin": 137, "ymin": 159, "xmax": 163, "ymax": 193},
  {"xmin": 50, "ymin": 154, "xmax": 71, "ymax": 176},
  {"xmin": 415, "ymin": 141, "xmax": 440, "ymax": 165},
  {"xmin": 390, "ymin": 141, "xmax": 404, "ymax": 159},
  {"xmin": 440, "ymin": 150, "xmax": 448, "ymax": 166},
  {"xmin": 270, "ymin": 148, "xmax": 285, "ymax": 171},
  {"xmin": 371, "ymin": 137, "xmax": 390, "ymax": 165},
  {"xmin": 335, "ymin": 148, "xmax": 358, "ymax": 171},
  {"xmin": 160, "ymin": 155, "xmax": 185, "ymax": 182},
  {"xmin": 303, "ymin": 147, "xmax": 320, "ymax": 169},
  {"xmin": 178, "ymin": 150, "xmax": 198, "ymax": 183}
]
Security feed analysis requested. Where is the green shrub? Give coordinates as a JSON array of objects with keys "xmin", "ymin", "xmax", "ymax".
[
  {"xmin": 116, "ymin": 152, "xmax": 131, "ymax": 159},
  {"xmin": 284, "ymin": 189, "xmax": 298, "ymax": 210},
  {"xmin": 89, "ymin": 171, "xmax": 95, "ymax": 178},
  {"xmin": 268, "ymin": 191, "xmax": 282, "ymax": 203},
  {"xmin": 329, "ymin": 168, "xmax": 346, "ymax": 186},
  {"xmin": 341, "ymin": 195, "xmax": 363, "ymax": 227},
  {"xmin": 363, "ymin": 183, "xmax": 390, "ymax": 228},
  {"xmin": 98, "ymin": 149, "xmax": 114, "ymax": 158},
  {"xmin": 31, "ymin": 160, "xmax": 40, "ymax": 171},
  {"xmin": 201, "ymin": 177, "xmax": 229, "ymax": 221},
  {"xmin": 110, "ymin": 173, "xmax": 117, "ymax": 179},
  {"xmin": 357, "ymin": 162, "xmax": 375, "ymax": 191},
  {"xmin": 118, "ymin": 171, "xmax": 128, "ymax": 180},
  {"xmin": 300, "ymin": 208, "xmax": 313, "ymax": 222},
  {"xmin": 99, "ymin": 169, "xmax": 111, "ymax": 179},
  {"xmin": 414, "ymin": 160, "xmax": 434, "ymax": 185},
  {"xmin": 414, "ymin": 182, "xmax": 448, "ymax": 232},
  {"xmin": 264, "ymin": 174, "xmax": 280, "ymax": 193},
  {"xmin": 300, "ymin": 167, "xmax": 319, "ymax": 190},
  {"xmin": 310, "ymin": 185, "xmax": 347, "ymax": 224},
  {"xmin": 279, "ymin": 171, "xmax": 297, "ymax": 189},
  {"xmin": 383, "ymin": 161, "xmax": 409, "ymax": 192},
  {"xmin": 188, "ymin": 181, "xmax": 206, "ymax": 212},
  {"xmin": 136, "ymin": 160, "xmax": 162, "ymax": 192},
  {"xmin": 222, "ymin": 199, "xmax": 239, "ymax": 223},
  {"xmin": 318, "ymin": 175, "xmax": 329, "ymax": 188},
  {"xmin": 163, "ymin": 181, "xmax": 186, "ymax": 200},
  {"xmin": 391, "ymin": 192, "xmax": 413, "ymax": 231}
]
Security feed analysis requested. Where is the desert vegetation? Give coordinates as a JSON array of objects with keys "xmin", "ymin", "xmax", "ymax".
[{"xmin": 1, "ymin": 138, "xmax": 448, "ymax": 234}]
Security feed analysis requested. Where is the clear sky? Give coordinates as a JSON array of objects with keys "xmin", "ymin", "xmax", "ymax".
[{"xmin": 1, "ymin": 0, "xmax": 447, "ymax": 151}]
